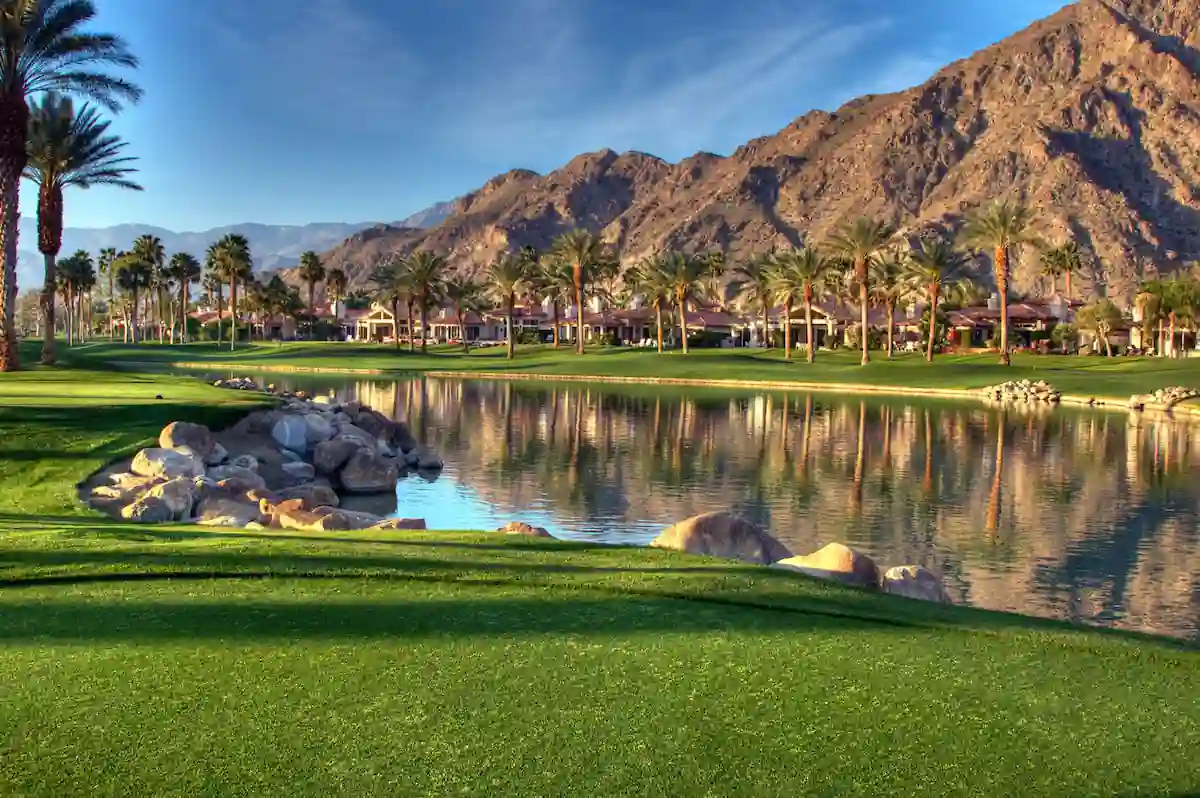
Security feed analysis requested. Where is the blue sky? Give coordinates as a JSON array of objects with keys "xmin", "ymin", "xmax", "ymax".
[{"xmin": 38, "ymin": 0, "xmax": 1070, "ymax": 231}]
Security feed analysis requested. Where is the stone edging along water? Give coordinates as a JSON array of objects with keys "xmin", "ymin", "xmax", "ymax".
[{"xmin": 127, "ymin": 360, "xmax": 1200, "ymax": 419}]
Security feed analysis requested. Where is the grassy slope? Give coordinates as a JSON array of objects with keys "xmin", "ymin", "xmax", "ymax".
[
  {"xmin": 0, "ymin": 368, "xmax": 1197, "ymax": 796},
  {"xmin": 62, "ymin": 340, "xmax": 1200, "ymax": 401}
]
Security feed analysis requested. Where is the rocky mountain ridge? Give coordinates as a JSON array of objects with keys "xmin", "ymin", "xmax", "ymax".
[{"xmin": 314, "ymin": 0, "xmax": 1200, "ymax": 305}]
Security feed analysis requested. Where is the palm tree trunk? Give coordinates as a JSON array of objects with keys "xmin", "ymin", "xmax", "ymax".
[
  {"xmin": 655, "ymin": 303, "xmax": 664, "ymax": 353},
  {"xmin": 420, "ymin": 300, "xmax": 429, "ymax": 354},
  {"xmin": 40, "ymin": 252, "xmax": 58, "ymax": 365},
  {"xmin": 407, "ymin": 300, "xmax": 416, "ymax": 352},
  {"xmin": 1157, "ymin": 318, "xmax": 1165, "ymax": 357},
  {"xmin": 107, "ymin": 271, "xmax": 115, "ymax": 339},
  {"xmin": 392, "ymin": 299, "xmax": 400, "ymax": 350},
  {"xmin": 804, "ymin": 291, "xmax": 815, "ymax": 364},
  {"xmin": 551, "ymin": 300, "xmax": 560, "ymax": 347},
  {"xmin": 179, "ymin": 282, "xmax": 188, "ymax": 343},
  {"xmin": 1065, "ymin": 270, "xmax": 1073, "ymax": 301},
  {"xmin": 761, "ymin": 304, "xmax": 769, "ymax": 348},
  {"xmin": 858, "ymin": 258, "xmax": 870, "ymax": 366},
  {"xmin": 131, "ymin": 289, "xmax": 140, "ymax": 343},
  {"xmin": 506, "ymin": 295, "xmax": 515, "ymax": 360},
  {"xmin": 0, "ymin": 168, "xmax": 22, "ymax": 371},
  {"xmin": 574, "ymin": 263, "xmax": 585, "ymax": 355},
  {"xmin": 926, "ymin": 283, "xmax": 939, "ymax": 363},
  {"xmin": 677, "ymin": 293, "xmax": 689, "ymax": 354},
  {"xmin": 215, "ymin": 284, "xmax": 224, "ymax": 345},
  {"xmin": 885, "ymin": 300, "xmax": 895, "ymax": 358},
  {"xmin": 1103, "ymin": 331, "xmax": 1112, "ymax": 357},
  {"xmin": 229, "ymin": 279, "xmax": 237, "ymax": 351},
  {"xmin": 1169, "ymin": 313, "xmax": 1176, "ymax": 358},
  {"xmin": 457, "ymin": 303, "xmax": 470, "ymax": 354},
  {"xmin": 996, "ymin": 247, "xmax": 1011, "ymax": 365},
  {"xmin": 308, "ymin": 283, "xmax": 315, "ymax": 339},
  {"xmin": 782, "ymin": 299, "xmax": 792, "ymax": 361}
]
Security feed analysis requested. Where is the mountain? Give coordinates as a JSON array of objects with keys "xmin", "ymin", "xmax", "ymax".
[
  {"xmin": 316, "ymin": 0, "xmax": 1200, "ymax": 304},
  {"xmin": 13, "ymin": 197, "xmax": 457, "ymax": 289}
]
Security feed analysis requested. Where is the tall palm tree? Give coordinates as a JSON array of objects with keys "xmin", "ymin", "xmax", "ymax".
[
  {"xmin": 870, "ymin": 250, "xmax": 908, "ymax": 359},
  {"xmin": 54, "ymin": 250, "xmax": 79, "ymax": 344},
  {"xmin": 211, "ymin": 233, "xmax": 252, "ymax": 351},
  {"xmin": 368, "ymin": 255, "xmax": 407, "ymax": 350},
  {"xmin": 960, "ymin": 200, "xmax": 1041, "ymax": 365},
  {"xmin": 0, "ymin": 0, "xmax": 141, "ymax": 371},
  {"xmin": 98, "ymin": 246, "xmax": 116, "ymax": 336},
  {"xmin": 326, "ymin": 267, "xmax": 347, "ymax": 315},
  {"xmin": 131, "ymin": 233, "xmax": 163, "ymax": 341},
  {"xmin": 538, "ymin": 254, "xmax": 572, "ymax": 347},
  {"xmin": 24, "ymin": 92, "xmax": 140, "ymax": 363},
  {"xmin": 700, "ymin": 251, "xmax": 727, "ymax": 309},
  {"xmin": 406, "ymin": 251, "xmax": 446, "ymax": 353},
  {"xmin": 768, "ymin": 247, "xmax": 829, "ymax": 363},
  {"xmin": 731, "ymin": 253, "xmax": 773, "ymax": 348},
  {"xmin": 1040, "ymin": 245, "xmax": 1064, "ymax": 297},
  {"xmin": 905, "ymin": 238, "xmax": 969, "ymax": 362},
  {"xmin": 443, "ymin": 274, "xmax": 483, "ymax": 354},
  {"xmin": 826, "ymin": 217, "xmax": 896, "ymax": 366},
  {"xmin": 629, "ymin": 254, "xmax": 672, "ymax": 353},
  {"xmin": 1057, "ymin": 239, "xmax": 1084, "ymax": 300},
  {"xmin": 113, "ymin": 251, "xmax": 150, "ymax": 342},
  {"xmin": 662, "ymin": 251, "xmax": 705, "ymax": 355},
  {"xmin": 296, "ymin": 250, "xmax": 325, "ymax": 338},
  {"xmin": 166, "ymin": 252, "xmax": 200, "ymax": 343},
  {"xmin": 202, "ymin": 246, "xmax": 224, "ymax": 344},
  {"xmin": 73, "ymin": 250, "xmax": 95, "ymax": 340},
  {"xmin": 488, "ymin": 254, "xmax": 529, "ymax": 360},
  {"xmin": 552, "ymin": 229, "xmax": 606, "ymax": 354}
]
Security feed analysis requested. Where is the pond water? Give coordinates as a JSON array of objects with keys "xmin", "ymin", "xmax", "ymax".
[{"xmin": 218, "ymin": 372, "xmax": 1200, "ymax": 640}]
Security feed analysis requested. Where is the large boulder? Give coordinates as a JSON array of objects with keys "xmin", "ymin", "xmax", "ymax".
[
  {"xmin": 194, "ymin": 495, "xmax": 264, "ymax": 527},
  {"xmin": 650, "ymin": 512, "xmax": 791, "ymax": 565},
  {"xmin": 230, "ymin": 454, "xmax": 259, "ymax": 472},
  {"xmin": 281, "ymin": 461, "xmax": 316, "ymax": 482},
  {"xmin": 334, "ymin": 424, "xmax": 376, "ymax": 450},
  {"xmin": 881, "ymin": 565, "xmax": 951, "ymax": 603},
  {"xmin": 309, "ymin": 509, "xmax": 386, "ymax": 531},
  {"xmin": 204, "ymin": 442, "xmax": 229, "ymax": 466},
  {"xmin": 339, "ymin": 449, "xmax": 399, "ymax": 493},
  {"xmin": 142, "ymin": 477, "xmax": 198, "ymax": 520},
  {"xmin": 389, "ymin": 422, "xmax": 417, "ymax": 454},
  {"xmin": 207, "ymin": 465, "xmax": 267, "ymax": 492},
  {"xmin": 414, "ymin": 446, "xmax": 443, "ymax": 470},
  {"xmin": 229, "ymin": 409, "xmax": 280, "ymax": 437},
  {"xmin": 313, "ymin": 438, "xmax": 364, "ymax": 474},
  {"xmin": 159, "ymin": 421, "xmax": 215, "ymax": 459},
  {"xmin": 302, "ymin": 413, "xmax": 335, "ymax": 444},
  {"xmin": 271, "ymin": 415, "xmax": 309, "ymax": 452},
  {"xmin": 498, "ymin": 521, "xmax": 552, "ymax": 538},
  {"xmin": 354, "ymin": 409, "xmax": 391, "ymax": 440},
  {"xmin": 131, "ymin": 447, "xmax": 205, "ymax": 480},
  {"xmin": 371, "ymin": 517, "xmax": 427, "ymax": 530},
  {"xmin": 775, "ymin": 543, "xmax": 880, "ymax": 589},
  {"xmin": 120, "ymin": 495, "xmax": 174, "ymax": 523},
  {"xmin": 275, "ymin": 483, "xmax": 340, "ymax": 510}
]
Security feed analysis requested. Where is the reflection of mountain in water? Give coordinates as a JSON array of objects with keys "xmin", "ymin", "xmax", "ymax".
[{"xmin": 260, "ymin": 374, "xmax": 1200, "ymax": 640}]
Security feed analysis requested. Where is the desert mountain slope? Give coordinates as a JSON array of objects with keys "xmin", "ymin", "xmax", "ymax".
[{"xmin": 319, "ymin": 0, "xmax": 1200, "ymax": 303}]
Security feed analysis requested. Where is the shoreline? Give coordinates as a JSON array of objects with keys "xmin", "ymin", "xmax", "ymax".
[{"xmin": 129, "ymin": 360, "xmax": 1200, "ymax": 418}]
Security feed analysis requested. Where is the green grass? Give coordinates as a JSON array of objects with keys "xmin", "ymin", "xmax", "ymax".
[
  {"xmin": 58, "ymin": 339, "xmax": 1200, "ymax": 402},
  {"xmin": 0, "ymin": 367, "xmax": 1198, "ymax": 796}
]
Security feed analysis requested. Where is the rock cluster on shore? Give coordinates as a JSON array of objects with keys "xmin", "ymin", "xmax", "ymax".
[
  {"xmin": 650, "ymin": 511, "xmax": 952, "ymax": 604},
  {"xmin": 86, "ymin": 393, "xmax": 441, "ymax": 531},
  {"xmin": 1128, "ymin": 386, "xmax": 1199, "ymax": 412},
  {"xmin": 978, "ymin": 380, "xmax": 1061, "ymax": 404}
]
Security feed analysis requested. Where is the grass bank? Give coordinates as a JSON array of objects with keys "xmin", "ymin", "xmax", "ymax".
[
  {"xmin": 61, "ymin": 340, "xmax": 1200, "ymax": 404},
  {"xmin": 0, "ymin": 367, "xmax": 1197, "ymax": 796}
]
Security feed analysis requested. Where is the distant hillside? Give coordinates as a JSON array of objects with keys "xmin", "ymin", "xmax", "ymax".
[{"xmin": 315, "ymin": 0, "xmax": 1200, "ymax": 305}]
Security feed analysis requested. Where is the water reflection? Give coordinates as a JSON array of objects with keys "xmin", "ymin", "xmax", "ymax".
[{"xmin": 248, "ymin": 373, "xmax": 1200, "ymax": 640}]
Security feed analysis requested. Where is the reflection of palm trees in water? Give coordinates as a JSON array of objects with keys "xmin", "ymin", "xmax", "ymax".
[
  {"xmin": 922, "ymin": 409, "xmax": 934, "ymax": 494},
  {"xmin": 986, "ymin": 415, "xmax": 1005, "ymax": 535},
  {"xmin": 852, "ymin": 401, "xmax": 866, "ymax": 515},
  {"xmin": 799, "ymin": 394, "xmax": 813, "ymax": 473}
]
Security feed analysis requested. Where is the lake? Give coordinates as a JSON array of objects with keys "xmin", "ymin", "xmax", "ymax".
[{"xmin": 220, "ymin": 372, "xmax": 1200, "ymax": 640}]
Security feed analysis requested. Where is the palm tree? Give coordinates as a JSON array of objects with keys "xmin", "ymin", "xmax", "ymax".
[
  {"xmin": 870, "ymin": 250, "xmax": 908, "ymax": 359},
  {"xmin": 131, "ymin": 234, "xmax": 163, "ymax": 341},
  {"xmin": 906, "ymin": 238, "xmax": 969, "ymax": 362},
  {"xmin": 826, "ymin": 217, "xmax": 896, "ymax": 365},
  {"xmin": 326, "ymin": 267, "xmax": 347, "ymax": 316},
  {"xmin": 629, "ymin": 255, "xmax": 672, "ymax": 353},
  {"xmin": 1057, "ymin": 239, "xmax": 1084, "ymax": 300},
  {"xmin": 296, "ymin": 250, "xmax": 325, "ymax": 338},
  {"xmin": 537, "ymin": 254, "xmax": 572, "ymax": 347},
  {"xmin": 406, "ymin": 251, "xmax": 446, "ymax": 353},
  {"xmin": 24, "ymin": 92, "xmax": 140, "ymax": 363},
  {"xmin": 113, "ymin": 252, "xmax": 150, "ymax": 342},
  {"xmin": 731, "ymin": 253, "xmax": 773, "ymax": 348},
  {"xmin": 1040, "ymin": 245, "xmax": 1064, "ymax": 297},
  {"xmin": 0, "ymin": 0, "xmax": 141, "ymax": 371},
  {"xmin": 74, "ymin": 251, "xmax": 95, "ymax": 340},
  {"xmin": 368, "ymin": 256, "xmax": 407, "ymax": 350},
  {"xmin": 98, "ymin": 246, "xmax": 116, "ymax": 337},
  {"xmin": 211, "ymin": 234, "xmax": 252, "ymax": 351},
  {"xmin": 700, "ymin": 251, "xmax": 727, "ymax": 309},
  {"xmin": 443, "ymin": 274, "xmax": 483, "ymax": 354},
  {"xmin": 662, "ymin": 251, "xmax": 705, "ymax": 354},
  {"xmin": 488, "ymin": 254, "xmax": 530, "ymax": 360},
  {"xmin": 768, "ymin": 247, "xmax": 829, "ymax": 363},
  {"xmin": 55, "ymin": 250, "xmax": 80, "ymax": 344},
  {"xmin": 959, "ymin": 200, "xmax": 1041, "ymax": 365},
  {"xmin": 166, "ymin": 252, "xmax": 200, "ymax": 343},
  {"xmin": 202, "ymin": 246, "xmax": 225, "ymax": 344},
  {"xmin": 552, "ymin": 229, "xmax": 607, "ymax": 354}
]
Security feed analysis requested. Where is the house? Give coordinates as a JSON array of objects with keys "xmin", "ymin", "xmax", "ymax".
[{"xmin": 354, "ymin": 304, "xmax": 414, "ymax": 342}]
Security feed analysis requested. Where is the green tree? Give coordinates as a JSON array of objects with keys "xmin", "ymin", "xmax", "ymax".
[
  {"xmin": 203, "ymin": 243, "xmax": 225, "ymax": 344},
  {"xmin": 768, "ymin": 247, "xmax": 830, "ymax": 363},
  {"xmin": 730, "ymin": 253, "xmax": 773, "ymax": 348},
  {"xmin": 326, "ymin": 267, "xmax": 347, "ymax": 315},
  {"xmin": 826, "ymin": 217, "xmax": 897, "ymax": 365},
  {"xmin": 368, "ymin": 256, "xmax": 408, "ymax": 351},
  {"xmin": 131, "ymin": 233, "xmax": 164, "ymax": 341},
  {"xmin": 0, "ymin": 0, "xmax": 141, "ymax": 371},
  {"xmin": 661, "ymin": 251, "xmax": 706, "ymax": 354},
  {"xmin": 166, "ymin": 252, "xmax": 201, "ymax": 343},
  {"xmin": 113, "ymin": 252, "xmax": 151, "ymax": 342},
  {"xmin": 959, "ymin": 200, "xmax": 1041, "ymax": 365},
  {"xmin": 905, "ymin": 238, "xmax": 969, "ymax": 362},
  {"xmin": 211, "ymin": 234, "xmax": 253, "ymax": 350},
  {"xmin": 296, "ymin": 250, "xmax": 325, "ymax": 338},
  {"xmin": 870, "ymin": 250, "xmax": 908, "ymax": 359},
  {"xmin": 629, "ymin": 254, "xmax": 672, "ymax": 353},
  {"xmin": 407, "ymin": 251, "xmax": 446, "ymax": 353},
  {"xmin": 443, "ymin": 274, "xmax": 484, "ymax": 354},
  {"xmin": 487, "ymin": 254, "xmax": 530, "ymax": 360},
  {"xmin": 551, "ymin": 229, "xmax": 607, "ymax": 354},
  {"xmin": 98, "ymin": 246, "xmax": 117, "ymax": 336},
  {"xmin": 1075, "ymin": 298, "xmax": 1124, "ymax": 357},
  {"xmin": 25, "ymin": 92, "xmax": 139, "ymax": 362}
]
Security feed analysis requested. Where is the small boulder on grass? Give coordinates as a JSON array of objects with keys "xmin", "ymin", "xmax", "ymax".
[
  {"xmin": 650, "ymin": 511, "xmax": 791, "ymax": 565},
  {"xmin": 774, "ymin": 542, "xmax": 880, "ymax": 589},
  {"xmin": 880, "ymin": 565, "xmax": 951, "ymax": 603},
  {"xmin": 159, "ymin": 421, "xmax": 215, "ymax": 460},
  {"xmin": 498, "ymin": 521, "xmax": 553, "ymax": 538},
  {"xmin": 131, "ymin": 447, "xmax": 206, "ymax": 480}
]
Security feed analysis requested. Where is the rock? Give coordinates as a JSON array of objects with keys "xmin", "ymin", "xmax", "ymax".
[
  {"xmin": 339, "ymin": 449, "xmax": 400, "ymax": 493},
  {"xmin": 229, "ymin": 409, "xmax": 279, "ymax": 437},
  {"xmin": 159, "ymin": 421, "xmax": 215, "ymax": 459},
  {"xmin": 355, "ymin": 409, "xmax": 391, "ymax": 439},
  {"xmin": 414, "ymin": 446, "xmax": 443, "ymax": 470},
  {"xmin": 313, "ymin": 438, "xmax": 364, "ymax": 474},
  {"xmin": 377, "ymin": 439, "xmax": 396, "ymax": 458},
  {"xmin": 194, "ymin": 495, "xmax": 263, "ymax": 527},
  {"xmin": 498, "ymin": 521, "xmax": 552, "ymax": 538},
  {"xmin": 312, "ymin": 395, "xmax": 336, "ymax": 407},
  {"xmin": 131, "ymin": 447, "xmax": 205, "ymax": 480},
  {"xmin": 371, "ymin": 518, "xmax": 427, "ymax": 530},
  {"xmin": 309, "ymin": 509, "xmax": 386, "ymax": 531},
  {"xmin": 390, "ymin": 422, "xmax": 417, "ymax": 453},
  {"xmin": 90, "ymin": 484, "xmax": 130, "ymax": 501},
  {"xmin": 275, "ymin": 483, "xmax": 340, "ymax": 510},
  {"xmin": 271, "ymin": 415, "xmax": 309, "ymax": 452},
  {"xmin": 230, "ymin": 454, "xmax": 259, "ymax": 472},
  {"xmin": 403, "ymin": 450, "xmax": 419, "ymax": 467},
  {"xmin": 342, "ymin": 400, "xmax": 362, "ymax": 416},
  {"xmin": 274, "ymin": 500, "xmax": 336, "ymax": 530},
  {"xmin": 281, "ymin": 461, "xmax": 316, "ymax": 482},
  {"xmin": 142, "ymin": 477, "xmax": 198, "ymax": 520},
  {"xmin": 244, "ymin": 521, "xmax": 266, "ymax": 530},
  {"xmin": 301, "ymin": 413, "xmax": 335, "ymax": 444},
  {"xmin": 120, "ymin": 495, "xmax": 174, "ymax": 523},
  {"xmin": 207, "ymin": 464, "xmax": 266, "ymax": 487},
  {"xmin": 881, "ymin": 565, "xmax": 951, "ymax": 603},
  {"xmin": 774, "ymin": 543, "xmax": 880, "ymax": 588},
  {"xmin": 649, "ymin": 511, "xmax": 791, "ymax": 565},
  {"xmin": 279, "ymin": 448, "xmax": 303, "ymax": 464},
  {"xmin": 204, "ymin": 442, "xmax": 229, "ymax": 466},
  {"xmin": 334, "ymin": 424, "xmax": 376, "ymax": 449}
]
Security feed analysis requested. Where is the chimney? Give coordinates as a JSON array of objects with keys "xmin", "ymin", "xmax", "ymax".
[{"xmin": 987, "ymin": 293, "xmax": 1001, "ymax": 311}]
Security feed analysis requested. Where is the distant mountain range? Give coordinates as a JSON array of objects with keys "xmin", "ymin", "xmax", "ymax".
[{"xmin": 13, "ymin": 198, "xmax": 456, "ymax": 289}]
